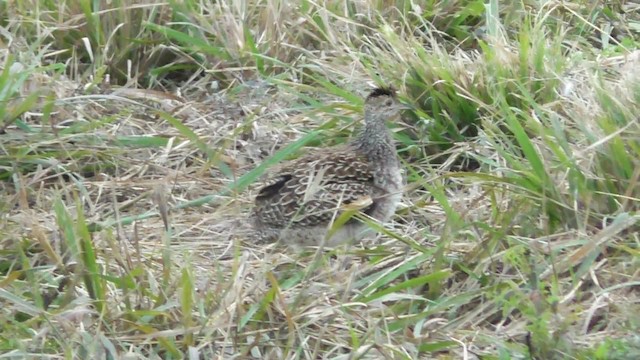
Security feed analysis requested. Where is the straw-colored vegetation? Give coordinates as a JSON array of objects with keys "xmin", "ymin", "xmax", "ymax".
[{"xmin": 1, "ymin": 0, "xmax": 639, "ymax": 358}]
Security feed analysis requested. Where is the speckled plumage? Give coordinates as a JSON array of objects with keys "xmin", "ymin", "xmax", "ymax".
[{"xmin": 251, "ymin": 87, "xmax": 405, "ymax": 247}]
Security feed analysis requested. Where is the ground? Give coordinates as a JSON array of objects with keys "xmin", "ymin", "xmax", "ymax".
[{"xmin": 1, "ymin": 1, "xmax": 640, "ymax": 359}]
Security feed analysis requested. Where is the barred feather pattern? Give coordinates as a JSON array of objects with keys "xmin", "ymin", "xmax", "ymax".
[
  {"xmin": 251, "ymin": 144, "xmax": 402, "ymax": 246},
  {"xmin": 253, "ymin": 148, "xmax": 376, "ymax": 227}
]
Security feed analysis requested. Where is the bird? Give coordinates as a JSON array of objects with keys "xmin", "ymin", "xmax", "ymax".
[{"xmin": 250, "ymin": 86, "xmax": 406, "ymax": 248}]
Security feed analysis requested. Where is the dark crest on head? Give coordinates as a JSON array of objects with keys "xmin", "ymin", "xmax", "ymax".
[{"xmin": 367, "ymin": 86, "xmax": 396, "ymax": 100}]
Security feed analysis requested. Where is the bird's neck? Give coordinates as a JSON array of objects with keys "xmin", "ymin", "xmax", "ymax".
[{"xmin": 353, "ymin": 120, "xmax": 396, "ymax": 158}]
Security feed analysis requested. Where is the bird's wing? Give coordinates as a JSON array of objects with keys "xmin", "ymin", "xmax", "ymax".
[{"xmin": 253, "ymin": 149, "xmax": 375, "ymax": 227}]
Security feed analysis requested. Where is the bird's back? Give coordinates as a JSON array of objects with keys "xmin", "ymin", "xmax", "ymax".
[{"xmin": 252, "ymin": 144, "xmax": 375, "ymax": 230}]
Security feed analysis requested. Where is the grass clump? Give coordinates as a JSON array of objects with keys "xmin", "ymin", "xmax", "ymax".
[{"xmin": 1, "ymin": 0, "xmax": 640, "ymax": 358}]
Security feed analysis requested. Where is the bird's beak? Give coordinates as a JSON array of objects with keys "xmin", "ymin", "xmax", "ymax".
[{"xmin": 398, "ymin": 103, "xmax": 413, "ymax": 111}]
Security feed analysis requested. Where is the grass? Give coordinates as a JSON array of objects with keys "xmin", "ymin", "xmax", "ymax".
[{"xmin": 1, "ymin": 0, "xmax": 640, "ymax": 358}]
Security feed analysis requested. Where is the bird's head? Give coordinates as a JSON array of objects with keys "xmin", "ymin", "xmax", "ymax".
[{"xmin": 363, "ymin": 86, "xmax": 408, "ymax": 123}]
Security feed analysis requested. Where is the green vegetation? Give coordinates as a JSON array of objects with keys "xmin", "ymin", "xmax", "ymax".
[{"xmin": 1, "ymin": 0, "xmax": 639, "ymax": 358}]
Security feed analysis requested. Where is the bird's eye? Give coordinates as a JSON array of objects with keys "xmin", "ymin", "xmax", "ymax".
[{"xmin": 384, "ymin": 99, "xmax": 393, "ymax": 106}]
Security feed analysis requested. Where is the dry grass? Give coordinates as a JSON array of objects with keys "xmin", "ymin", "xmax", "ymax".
[{"xmin": 1, "ymin": 1, "xmax": 640, "ymax": 359}]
